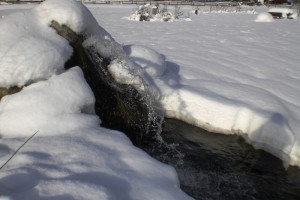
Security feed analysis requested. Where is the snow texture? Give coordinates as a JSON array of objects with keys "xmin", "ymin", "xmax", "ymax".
[
  {"xmin": 124, "ymin": 45, "xmax": 166, "ymax": 77},
  {"xmin": 255, "ymin": 12, "xmax": 274, "ymax": 22},
  {"xmin": 1, "ymin": 2, "xmax": 300, "ymax": 199},
  {"xmin": 0, "ymin": 1, "xmax": 191, "ymax": 199},
  {"xmin": 87, "ymin": 5, "xmax": 300, "ymax": 167}
]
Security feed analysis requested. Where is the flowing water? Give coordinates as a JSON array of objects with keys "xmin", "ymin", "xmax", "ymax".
[{"xmin": 141, "ymin": 118, "xmax": 300, "ymax": 200}]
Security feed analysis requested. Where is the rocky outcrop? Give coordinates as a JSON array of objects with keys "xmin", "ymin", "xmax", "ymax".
[{"xmin": 50, "ymin": 21, "xmax": 163, "ymax": 145}]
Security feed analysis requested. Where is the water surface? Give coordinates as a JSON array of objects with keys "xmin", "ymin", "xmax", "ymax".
[{"xmin": 142, "ymin": 118, "xmax": 300, "ymax": 200}]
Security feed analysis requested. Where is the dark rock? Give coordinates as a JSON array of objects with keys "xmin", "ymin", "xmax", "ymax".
[
  {"xmin": 50, "ymin": 21, "xmax": 163, "ymax": 145},
  {"xmin": 0, "ymin": 87, "xmax": 22, "ymax": 101}
]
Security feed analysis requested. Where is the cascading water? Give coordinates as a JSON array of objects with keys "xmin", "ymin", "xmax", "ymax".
[
  {"xmin": 50, "ymin": 21, "xmax": 300, "ymax": 200},
  {"xmin": 51, "ymin": 20, "xmax": 165, "ymax": 146},
  {"xmin": 142, "ymin": 118, "xmax": 300, "ymax": 200}
]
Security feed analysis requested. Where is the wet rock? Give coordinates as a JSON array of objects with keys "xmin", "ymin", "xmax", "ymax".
[{"xmin": 50, "ymin": 21, "xmax": 162, "ymax": 145}]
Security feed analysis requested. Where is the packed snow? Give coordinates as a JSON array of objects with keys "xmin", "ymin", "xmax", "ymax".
[{"xmin": 1, "ymin": 1, "xmax": 300, "ymax": 199}]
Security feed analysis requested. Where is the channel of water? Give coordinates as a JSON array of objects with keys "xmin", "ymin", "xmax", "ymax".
[{"xmin": 140, "ymin": 118, "xmax": 300, "ymax": 200}]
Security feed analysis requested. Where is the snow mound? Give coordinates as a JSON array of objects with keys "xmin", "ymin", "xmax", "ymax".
[
  {"xmin": 124, "ymin": 45, "xmax": 166, "ymax": 77},
  {"xmin": 0, "ymin": 67, "xmax": 99, "ymax": 137},
  {"xmin": 0, "ymin": 0, "xmax": 118, "ymax": 88},
  {"xmin": 0, "ymin": 9, "xmax": 72, "ymax": 88},
  {"xmin": 255, "ymin": 12, "xmax": 274, "ymax": 22},
  {"xmin": 37, "ymin": 0, "xmax": 110, "ymax": 36}
]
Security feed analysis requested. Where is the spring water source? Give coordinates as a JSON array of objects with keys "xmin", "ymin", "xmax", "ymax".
[{"xmin": 140, "ymin": 118, "xmax": 300, "ymax": 200}]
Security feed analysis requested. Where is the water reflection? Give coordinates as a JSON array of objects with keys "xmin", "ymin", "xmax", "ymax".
[{"xmin": 141, "ymin": 118, "xmax": 300, "ymax": 200}]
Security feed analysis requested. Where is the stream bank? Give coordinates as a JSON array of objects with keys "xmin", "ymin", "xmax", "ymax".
[{"xmin": 140, "ymin": 118, "xmax": 300, "ymax": 200}]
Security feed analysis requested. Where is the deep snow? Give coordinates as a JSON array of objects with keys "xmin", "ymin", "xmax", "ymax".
[
  {"xmin": 1, "ymin": 1, "xmax": 300, "ymax": 199},
  {"xmin": 0, "ymin": 1, "xmax": 192, "ymax": 199},
  {"xmin": 87, "ymin": 4, "xmax": 300, "ymax": 167}
]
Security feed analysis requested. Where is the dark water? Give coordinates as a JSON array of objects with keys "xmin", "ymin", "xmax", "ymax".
[{"xmin": 141, "ymin": 118, "xmax": 300, "ymax": 200}]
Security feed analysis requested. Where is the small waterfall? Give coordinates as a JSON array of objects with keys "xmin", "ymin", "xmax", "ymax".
[
  {"xmin": 143, "ymin": 118, "xmax": 300, "ymax": 200},
  {"xmin": 50, "ymin": 21, "xmax": 300, "ymax": 200},
  {"xmin": 51, "ymin": 20, "xmax": 164, "ymax": 145}
]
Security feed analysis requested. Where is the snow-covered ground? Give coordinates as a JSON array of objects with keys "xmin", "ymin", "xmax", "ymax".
[
  {"xmin": 87, "ymin": 4, "xmax": 300, "ymax": 166},
  {"xmin": 0, "ymin": 1, "xmax": 300, "ymax": 199},
  {"xmin": 0, "ymin": 1, "xmax": 191, "ymax": 199}
]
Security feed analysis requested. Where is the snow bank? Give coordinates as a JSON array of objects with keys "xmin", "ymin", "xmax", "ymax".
[
  {"xmin": 268, "ymin": 7, "xmax": 294, "ymax": 19},
  {"xmin": 123, "ymin": 45, "xmax": 166, "ymax": 77},
  {"xmin": 36, "ymin": 0, "xmax": 109, "ymax": 36},
  {"xmin": 0, "ymin": 1, "xmax": 191, "ymax": 199},
  {"xmin": 128, "ymin": 49, "xmax": 300, "ymax": 167},
  {"xmin": 255, "ymin": 12, "xmax": 274, "ymax": 22},
  {"xmin": 0, "ymin": 67, "xmax": 99, "ymax": 137},
  {"xmin": 121, "ymin": 16, "xmax": 300, "ymax": 167},
  {"xmin": 0, "ymin": 126, "xmax": 191, "ymax": 200},
  {"xmin": 0, "ymin": 7, "xmax": 72, "ymax": 88},
  {"xmin": 0, "ymin": 0, "xmax": 124, "ymax": 88}
]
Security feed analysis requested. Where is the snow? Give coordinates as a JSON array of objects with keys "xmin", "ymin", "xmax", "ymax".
[
  {"xmin": 0, "ymin": 127, "xmax": 190, "ymax": 200},
  {"xmin": 0, "ymin": 67, "xmax": 99, "ymax": 137},
  {"xmin": 0, "ymin": 1, "xmax": 191, "ymax": 199},
  {"xmin": 268, "ymin": 7, "xmax": 293, "ymax": 14},
  {"xmin": 1, "ymin": 1, "xmax": 300, "ymax": 198},
  {"xmin": 255, "ymin": 12, "xmax": 274, "ymax": 22},
  {"xmin": 0, "ymin": 6, "xmax": 72, "ymax": 88},
  {"xmin": 268, "ymin": 7, "xmax": 298, "ymax": 19},
  {"xmin": 87, "ymin": 5, "xmax": 300, "ymax": 167},
  {"xmin": 123, "ymin": 45, "xmax": 166, "ymax": 77}
]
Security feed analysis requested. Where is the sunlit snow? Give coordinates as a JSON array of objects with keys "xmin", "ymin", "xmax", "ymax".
[
  {"xmin": 92, "ymin": 5, "xmax": 300, "ymax": 167},
  {"xmin": 0, "ymin": 1, "xmax": 192, "ymax": 199},
  {"xmin": 0, "ymin": 0, "xmax": 300, "ymax": 199}
]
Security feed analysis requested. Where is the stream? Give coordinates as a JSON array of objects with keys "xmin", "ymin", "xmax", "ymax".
[
  {"xmin": 1, "ymin": 4, "xmax": 300, "ymax": 200},
  {"xmin": 141, "ymin": 118, "xmax": 300, "ymax": 200}
]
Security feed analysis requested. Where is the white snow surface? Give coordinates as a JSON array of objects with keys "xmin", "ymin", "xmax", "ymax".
[
  {"xmin": 0, "ymin": 1, "xmax": 191, "ymax": 199},
  {"xmin": 87, "ymin": 5, "xmax": 300, "ymax": 167},
  {"xmin": 123, "ymin": 45, "xmax": 166, "ymax": 77},
  {"xmin": 255, "ymin": 12, "xmax": 274, "ymax": 22},
  {"xmin": 1, "ymin": 1, "xmax": 300, "ymax": 198}
]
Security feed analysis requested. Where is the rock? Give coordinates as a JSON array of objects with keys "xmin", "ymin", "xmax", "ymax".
[
  {"xmin": 0, "ymin": 87, "xmax": 22, "ymax": 101},
  {"xmin": 50, "ymin": 21, "xmax": 163, "ymax": 145}
]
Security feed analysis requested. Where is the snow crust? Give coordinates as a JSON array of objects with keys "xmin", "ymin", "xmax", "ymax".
[{"xmin": 0, "ymin": 1, "xmax": 191, "ymax": 199}]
